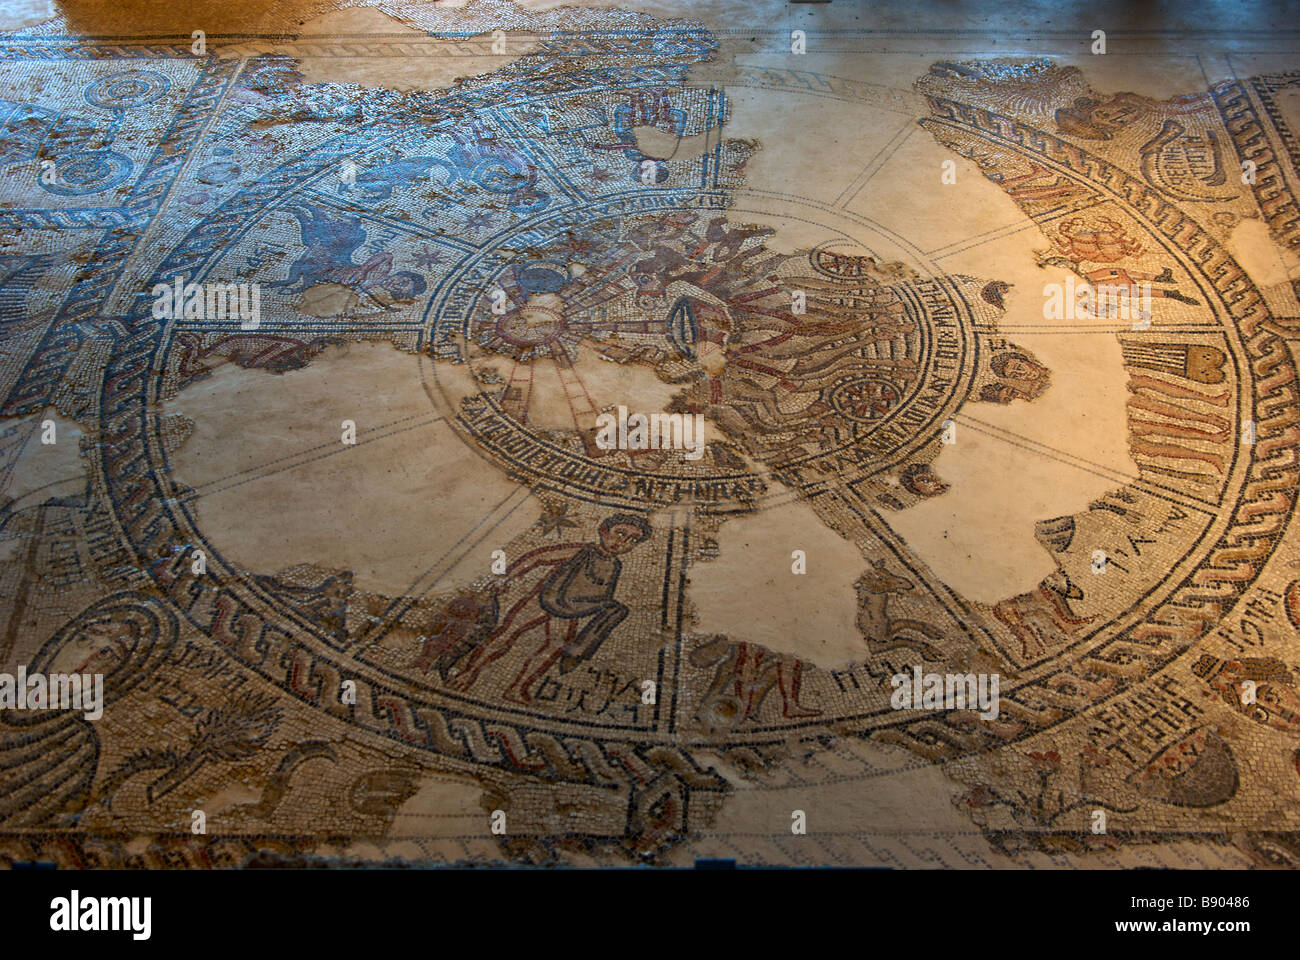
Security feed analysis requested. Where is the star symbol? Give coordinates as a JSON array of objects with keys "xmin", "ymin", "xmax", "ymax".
[
  {"xmin": 464, "ymin": 212, "xmax": 493, "ymax": 233},
  {"xmin": 535, "ymin": 501, "xmax": 579, "ymax": 538},
  {"xmin": 414, "ymin": 247, "xmax": 446, "ymax": 270},
  {"xmin": 589, "ymin": 166, "xmax": 614, "ymax": 183}
]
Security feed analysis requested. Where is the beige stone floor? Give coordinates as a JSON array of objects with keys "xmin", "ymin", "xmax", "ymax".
[{"xmin": 0, "ymin": 0, "xmax": 1297, "ymax": 869}]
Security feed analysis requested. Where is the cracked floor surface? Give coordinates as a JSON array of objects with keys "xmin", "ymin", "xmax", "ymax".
[{"xmin": 0, "ymin": 0, "xmax": 1299, "ymax": 869}]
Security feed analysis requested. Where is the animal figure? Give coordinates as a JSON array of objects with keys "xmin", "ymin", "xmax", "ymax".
[
  {"xmin": 689, "ymin": 635, "xmax": 820, "ymax": 725},
  {"xmin": 853, "ymin": 560, "xmax": 944, "ymax": 660},
  {"xmin": 412, "ymin": 591, "xmax": 500, "ymax": 680},
  {"xmin": 175, "ymin": 332, "xmax": 345, "ymax": 383}
]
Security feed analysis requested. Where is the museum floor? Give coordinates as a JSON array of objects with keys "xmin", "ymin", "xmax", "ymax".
[{"xmin": 0, "ymin": 0, "xmax": 1298, "ymax": 869}]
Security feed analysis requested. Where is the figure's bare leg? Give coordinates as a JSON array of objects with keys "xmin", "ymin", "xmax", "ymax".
[
  {"xmin": 504, "ymin": 618, "xmax": 574, "ymax": 704},
  {"xmin": 451, "ymin": 612, "xmax": 547, "ymax": 691},
  {"xmin": 778, "ymin": 661, "xmax": 822, "ymax": 718}
]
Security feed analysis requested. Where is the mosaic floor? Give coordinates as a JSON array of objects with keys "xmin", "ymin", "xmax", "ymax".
[{"xmin": 1, "ymin": 0, "xmax": 1299, "ymax": 869}]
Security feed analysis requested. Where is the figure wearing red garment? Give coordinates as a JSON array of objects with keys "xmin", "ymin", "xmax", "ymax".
[{"xmin": 444, "ymin": 515, "xmax": 652, "ymax": 702}]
